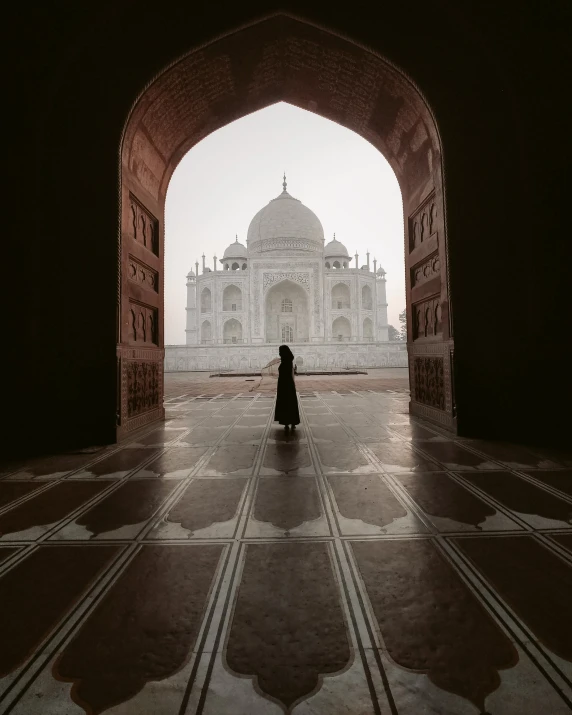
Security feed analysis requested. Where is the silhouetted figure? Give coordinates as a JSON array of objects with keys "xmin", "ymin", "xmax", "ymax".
[{"xmin": 275, "ymin": 345, "xmax": 300, "ymax": 430}]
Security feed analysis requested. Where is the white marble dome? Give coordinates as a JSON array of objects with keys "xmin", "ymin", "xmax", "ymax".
[
  {"xmin": 324, "ymin": 236, "xmax": 349, "ymax": 258},
  {"xmin": 247, "ymin": 178, "xmax": 324, "ymax": 254},
  {"xmin": 222, "ymin": 238, "xmax": 247, "ymax": 259}
]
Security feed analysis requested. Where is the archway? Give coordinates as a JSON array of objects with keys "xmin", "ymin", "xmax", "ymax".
[
  {"xmin": 332, "ymin": 316, "xmax": 352, "ymax": 341},
  {"xmin": 222, "ymin": 284, "xmax": 242, "ymax": 312},
  {"xmin": 200, "ymin": 287, "xmax": 212, "ymax": 313},
  {"xmin": 362, "ymin": 285, "xmax": 373, "ymax": 310},
  {"xmin": 265, "ymin": 280, "xmax": 309, "ymax": 343},
  {"xmin": 201, "ymin": 320, "xmax": 212, "ymax": 344},
  {"xmin": 331, "ymin": 283, "xmax": 351, "ymax": 310},
  {"xmin": 118, "ymin": 14, "xmax": 453, "ymax": 438},
  {"xmin": 223, "ymin": 318, "xmax": 242, "ymax": 344},
  {"xmin": 363, "ymin": 317, "xmax": 374, "ymax": 340}
]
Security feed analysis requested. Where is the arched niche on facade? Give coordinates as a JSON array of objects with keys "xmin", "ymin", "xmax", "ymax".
[
  {"xmin": 325, "ymin": 262, "xmax": 331, "ymax": 269},
  {"xmin": 363, "ymin": 317, "xmax": 373, "ymax": 339},
  {"xmin": 200, "ymin": 287, "xmax": 211, "ymax": 313},
  {"xmin": 223, "ymin": 318, "xmax": 242, "ymax": 343},
  {"xmin": 201, "ymin": 320, "xmax": 212, "ymax": 344},
  {"xmin": 265, "ymin": 279, "xmax": 309, "ymax": 343},
  {"xmin": 332, "ymin": 283, "xmax": 351, "ymax": 310},
  {"xmin": 332, "ymin": 316, "xmax": 351, "ymax": 341},
  {"xmin": 242, "ymin": 263, "xmax": 247, "ymax": 270},
  {"xmin": 362, "ymin": 284, "xmax": 373, "ymax": 310},
  {"xmin": 118, "ymin": 12, "xmax": 454, "ymax": 438},
  {"xmin": 222, "ymin": 284, "xmax": 242, "ymax": 311}
]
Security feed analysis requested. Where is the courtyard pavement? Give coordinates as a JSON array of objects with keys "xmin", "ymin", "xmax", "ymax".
[{"xmin": 0, "ymin": 375, "xmax": 571, "ymax": 714}]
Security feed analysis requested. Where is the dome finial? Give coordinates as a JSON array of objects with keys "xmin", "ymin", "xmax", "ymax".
[
  {"xmin": 283, "ymin": 172, "xmax": 287, "ymax": 192},
  {"xmin": 235, "ymin": 234, "xmax": 238, "ymax": 243}
]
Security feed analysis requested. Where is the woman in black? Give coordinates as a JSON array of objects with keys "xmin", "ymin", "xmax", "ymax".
[{"xmin": 274, "ymin": 344, "xmax": 300, "ymax": 430}]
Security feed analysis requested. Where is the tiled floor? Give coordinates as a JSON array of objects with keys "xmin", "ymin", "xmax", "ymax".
[{"xmin": 1, "ymin": 389, "xmax": 571, "ymax": 714}]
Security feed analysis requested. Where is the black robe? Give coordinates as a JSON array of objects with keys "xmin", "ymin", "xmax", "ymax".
[{"xmin": 274, "ymin": 359, "xmax": 300, "ymax": 426}]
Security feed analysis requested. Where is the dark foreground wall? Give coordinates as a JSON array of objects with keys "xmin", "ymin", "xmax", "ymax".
[{"xmin": 5, "ymin": 0, "xmax": 570, "ymax": 457}]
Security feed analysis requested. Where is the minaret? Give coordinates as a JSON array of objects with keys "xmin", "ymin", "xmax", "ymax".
[
  {"xmin": 195, "ymin": 260, "xmax": 199, "ymax": 277},
  {"xmin": 373, "ymin": 257, "xmax": 377, "ymax": 275},
  {"xmin": 213, "ymin": 255, "xmax": 217, "ymax": 272},
  {"xmin": 202, "ymin": 254, "xmax": 206, "ymax": 273},
  {"xmin": 375, "ymin": 266, "xmax": 389, "ymax": 342},
  {"xmin": 354, "ymin": 252, "xmax": 359, "ymax": 269},
  {"xmin": 185, "ymin": 269, "xmax": 198, "ymax": 345},
  {"xmin": 366, "ymin": 250, "xmax": 370, "ymax": 271}
]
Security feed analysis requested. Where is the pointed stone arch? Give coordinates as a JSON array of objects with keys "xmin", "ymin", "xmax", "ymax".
[{"xmin": 118, "ymin": 13, "xmax": 454, "ymax": 437}]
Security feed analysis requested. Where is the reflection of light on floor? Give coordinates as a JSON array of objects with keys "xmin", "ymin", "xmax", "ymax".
[{"xmin": 1, "ymin": 386, "xmax": 570, "ymax": 715}]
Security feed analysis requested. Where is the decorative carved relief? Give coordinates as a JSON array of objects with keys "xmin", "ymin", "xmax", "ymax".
[
  {"xmin": 128, "ymin": 256, "xmax": 159, "ymax": 292},
  {"xmin": 126, "ymin": 360, "xmax": 160, "ymax": 417},
  {"xmin": 413, "ymin": 357, "xmax": 445, "ymax": 410},
  {"xmin": 129, "ymin": 194, "xmax": 159, "ymax": 255},
  {"xmin": 412, "ymin": 296, "xmax": 442, "ymax": 340},
  {"xmin": 128, "ymin": 301, "xmax": 158, "ymax": 345},
  {"xmin": 411, "ymin": 252, "xmax": 440, "ymax": 287},
  {"xmin": 409, "ymin": 191, "xmax": 437, "ymax": 251},
  {"xmin": 263, "ymin": 272, "xmax": 310, "ymax": 291},
  {"xmin": 254, "ymin": 239, "xmax": 319, "ymax": 252}
]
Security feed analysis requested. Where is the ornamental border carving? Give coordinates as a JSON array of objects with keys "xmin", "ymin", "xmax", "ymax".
[
  {"xmin": 408, "ymin": 189, "xmax": 437, "ymax": 252},
  {"xmin": 128, "ymin": 255, "xmax": 159, "ymax": 293},
  {"xmin": 411, "ymin": 251, "xmax": 440, "ymax": 288},
  {"xmin": 120, "ymin": 358, "xmax": 162, "ymax": 422},
  {"xmin": 410, "ymin": 401, "xmax": 454, "ymax": 429},
  {"xmin": 262, "ymin": 272, "xmax": 310, "ymax": 292},
  {"xmin": 252, "ymin": 238, "xmax": 320, "ymax": 252}
]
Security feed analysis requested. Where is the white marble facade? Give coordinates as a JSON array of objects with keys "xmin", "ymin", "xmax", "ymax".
[{"xmin": 169, "ymin": 177, "xmax": 401, "ymax": 372}]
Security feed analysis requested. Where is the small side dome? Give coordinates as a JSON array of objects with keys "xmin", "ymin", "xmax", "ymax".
[
  {"xmin": 324, "ymin": 235, "xmax": 350, "ymax": 258},
  {"xmin": 222, "ymin": 236, "xmax": 248, "ymax": 261},
  {"xmin": 186, "ymin": 268, "xmax": 196, "ymax": 278},
  {"xmin": 377, "ymin": 266, "xmax": 386, "ymax": 276}
]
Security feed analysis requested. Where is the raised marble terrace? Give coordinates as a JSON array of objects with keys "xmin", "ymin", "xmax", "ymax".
[{"xmin": 0, "ymin": 371, "xmax": 571, "ymax": 714}]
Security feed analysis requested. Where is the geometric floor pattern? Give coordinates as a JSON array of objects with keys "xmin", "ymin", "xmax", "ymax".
[{"xmin": 1, "ymin": 389, "xmax": 571, "ymax": 714}]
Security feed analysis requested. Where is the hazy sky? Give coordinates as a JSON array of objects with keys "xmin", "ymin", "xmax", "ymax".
[{"xmin": 165, "ymin": 102, "xmax": 405, "ymax": 344}]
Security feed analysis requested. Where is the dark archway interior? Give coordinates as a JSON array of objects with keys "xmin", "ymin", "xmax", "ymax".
[{"xmin": 5, "ymin": 1, "xmax": 570, "ymax": 458}]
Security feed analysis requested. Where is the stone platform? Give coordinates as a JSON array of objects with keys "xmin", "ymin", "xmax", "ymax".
[
  {"xmin": 165, "ymin": 341, "xmax": 408, "ymax": 373},
  {"xmin": 0, "ymin": 387, "xmax": 571, "ymax": 713}
]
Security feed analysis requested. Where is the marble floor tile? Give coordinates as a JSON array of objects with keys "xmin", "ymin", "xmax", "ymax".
[
  {"xmin": 246, "ymin": 476, "xmax": 328, "ymax": 537},
  {"xmin": 0, "ymin": 481, "xmax": 114, "ymax": 540},
  {"xmin": 150, "ymin": 478, "xmax": 248, "ymax": 539},
  {"xmin": 51, "ymin": 480, "xmax": 178, "ymax": 540},
  {"xmin": 73, "ymin": 447, "xmax": 161, "ymax": 479},
  {"xmin": 260, "ymin": 443, "xmax": 315, "ymax": 475},
  {"xmin": 414, "ymin": 440, "xmax": 500, "ymax": 470},
  {"xmin": 199, "ymin": 445, "xmax": 258, "ymax": 476},
  {"xmin": 367, "ymin": 441, "xmax": 442, "ymax": 472},
  {"xmin": 133, "ymin": 446, "xmax": 208, "ymax": 478},
  {"xmin": 315, "ymin": 443, "xmax": 376, "ymax": 474},
  {"xmin": 392, "ymin": 471, "xmax": 521, "ymax": 532},
  {"xmin": 454, "ymin": 535, "xmax": 572, "ymax": 666},
  {"xmin": 521, "ymin": 469, "xmax": 572, "ymax": 497},
  {"xmin": 328, "ymin": 474, "xmax": 426, "ymax": 535},
  {"xmin": 459, "ymin": 471, "xmax": 572, "ymax": 528}
]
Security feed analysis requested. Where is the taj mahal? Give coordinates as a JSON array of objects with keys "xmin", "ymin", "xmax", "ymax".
[{"xmin": 164, "ymin": 176, "xmax": 407, "ymax": 372}]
